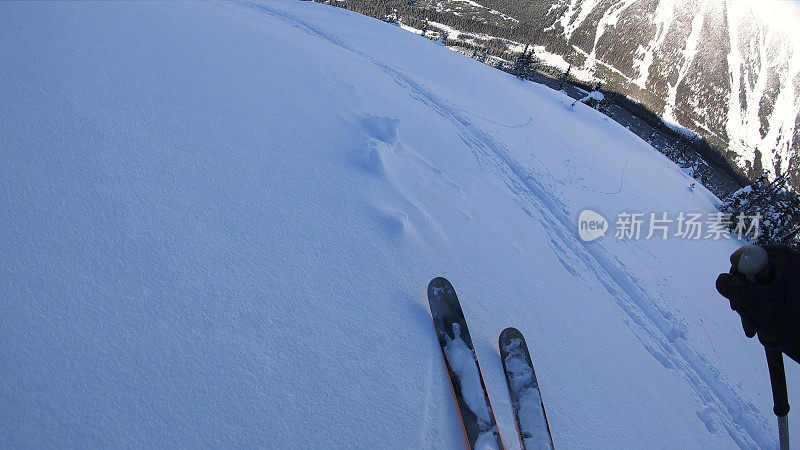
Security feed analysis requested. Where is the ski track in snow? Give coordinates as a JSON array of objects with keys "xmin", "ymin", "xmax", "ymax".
[{"xmin": 246, "ymin": 3, "xmax": 770, "ymax": 447}]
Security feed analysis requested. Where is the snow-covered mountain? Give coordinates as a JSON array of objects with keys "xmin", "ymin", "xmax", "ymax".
[
  {"xmin": 444, "ymin": 0, "xmax": 800, "ymax": 186},
  {"xmin": 526, "ymin": 0, "xmax": 800, "ymax": 184},
  {"xmin": 2, "ymin": 1, "xmax": 799, "ymax": 448}
]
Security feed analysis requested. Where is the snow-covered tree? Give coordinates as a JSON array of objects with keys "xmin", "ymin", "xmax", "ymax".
[
  {"xmin": 509, "ymin": 47, "xmax": 537, "ymax": 80},
  {"xmin": 571, "ymin": 90, "xmax": 604, "ymax": 108},
  {"xmin": 720, "ymin": 173, "xmax": 800, "ymax": 248},
  {"xmin": 557, "ymin": 65, "xmax": 571, "ymax": 90}
]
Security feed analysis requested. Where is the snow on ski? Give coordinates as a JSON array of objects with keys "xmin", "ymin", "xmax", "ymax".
[
  {"xmin": 427, "ymin": 277, "xmax": 504, "ymax": 450},
  {"xmin": 499, "ymin": 327, "xmax": 554, "ymax": 450}
]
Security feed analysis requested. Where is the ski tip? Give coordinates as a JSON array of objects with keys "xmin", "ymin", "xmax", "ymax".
[
  {"xmin": 499, "ymin": 327, "xmax": 524, "ymax": 344},
  {"xmin": 427, "ymin": 277, "xmax": 452, "ymax": 295}
]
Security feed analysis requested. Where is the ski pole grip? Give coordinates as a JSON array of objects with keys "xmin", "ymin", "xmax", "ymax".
[
  {"xmin": 766, "ymin": 347, "xmax": 790, "ymax": 417},
  {"xmin": 737, "ymin": 245, "xmax": 769, "ymax": 282}
]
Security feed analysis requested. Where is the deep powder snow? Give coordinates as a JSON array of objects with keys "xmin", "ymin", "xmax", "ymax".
[{"xmin": 2, "ymin": 1, "xmax": 799, "ymax": 448}]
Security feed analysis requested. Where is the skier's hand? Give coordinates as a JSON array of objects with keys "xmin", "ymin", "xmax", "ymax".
[{"xmin": 716, "ymin": 245, "xmax": 800, "ymax": 364}]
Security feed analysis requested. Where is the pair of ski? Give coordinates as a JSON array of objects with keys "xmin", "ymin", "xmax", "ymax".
[{"xmin": 428, "ymin": 277, "xmax": 554, "ymax": 450}]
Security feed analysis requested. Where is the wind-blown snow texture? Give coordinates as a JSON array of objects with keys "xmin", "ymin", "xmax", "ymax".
[{"xmin": 1, "ymin": 1, "xmax": 798, "ymax": 448}]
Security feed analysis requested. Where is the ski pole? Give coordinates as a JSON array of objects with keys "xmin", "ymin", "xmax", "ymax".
[
  {"xmin": 738, "ymin": 245, "xmax": 790, "ymax": 449},
  {"xmin": 766, "ymin": 347, "xmax": 790, "ymax": 449}
]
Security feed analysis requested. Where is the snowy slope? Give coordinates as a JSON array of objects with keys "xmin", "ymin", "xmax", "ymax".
[{"xmin": 1, "ymin": 1, "xmax": 798, "ymax": 448}]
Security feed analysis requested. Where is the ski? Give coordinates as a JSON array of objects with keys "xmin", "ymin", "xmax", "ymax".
[
  {"xmin": 427, "ymin": 277, "xmax": 504, "ymax": 450},
  {"xmin": 499, "ymin": 327, "xmax": 554, "ymax": 450}
]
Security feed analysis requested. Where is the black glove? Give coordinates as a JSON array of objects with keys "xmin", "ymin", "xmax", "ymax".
[{"xmin": 716, "ymin": 245, "xmax": 800, "ymax": 364}]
